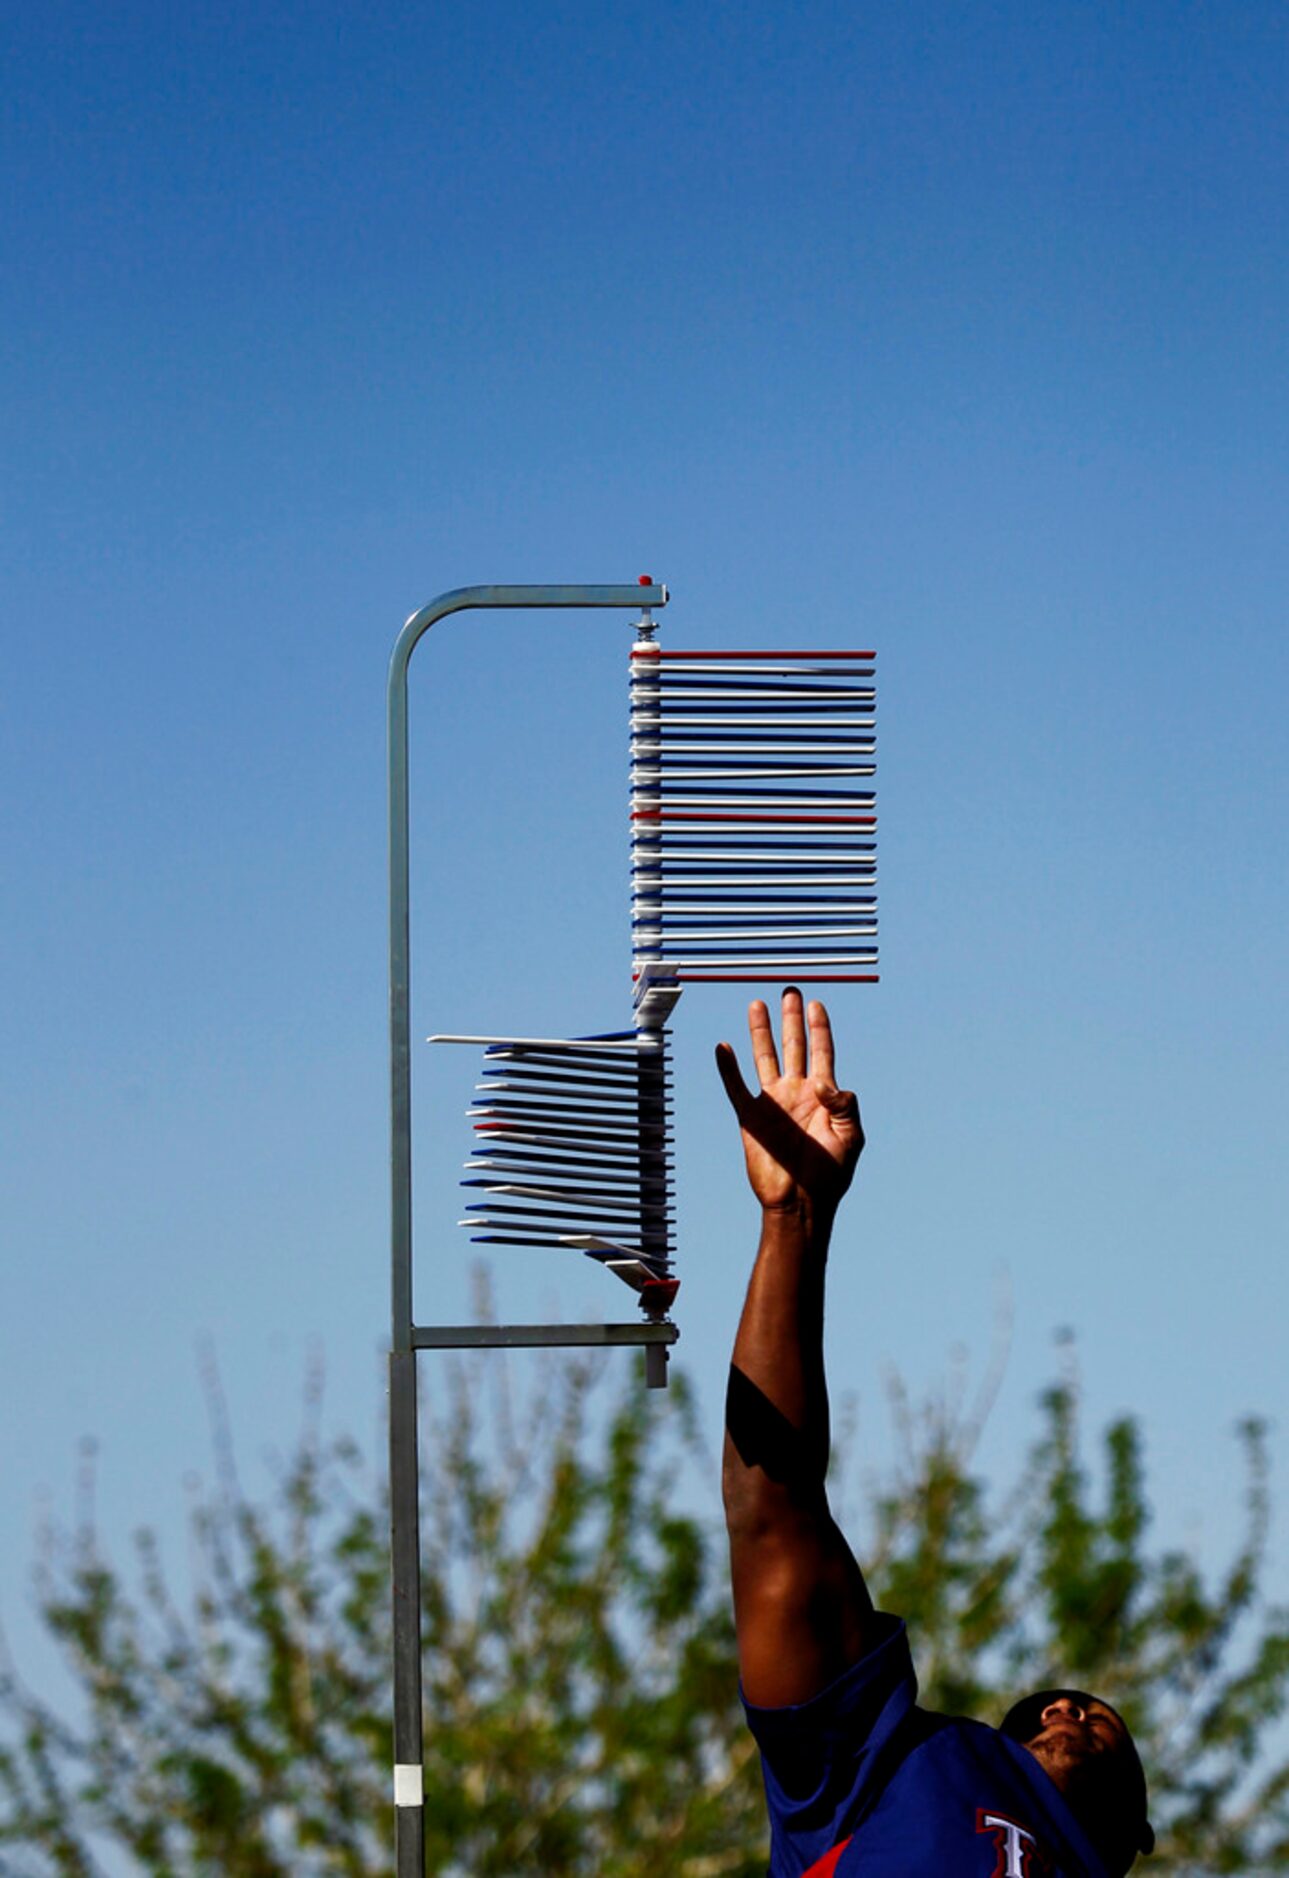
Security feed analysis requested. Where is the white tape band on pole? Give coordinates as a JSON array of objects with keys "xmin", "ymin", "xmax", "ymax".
[{"xmin": 394, "ymin": 1764, "xmax": 424, "ymax": 1807}]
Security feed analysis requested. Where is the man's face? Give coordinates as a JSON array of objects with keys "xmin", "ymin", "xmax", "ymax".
[{"xmin": 1013, "ymin": 1692, "xmax": 1137, "ymax": 1787}]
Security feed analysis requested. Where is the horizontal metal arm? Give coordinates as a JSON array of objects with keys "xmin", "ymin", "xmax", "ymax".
[{"xmin": 411, "ymin": 1321, "xmax": 679, "ymax": 1350}]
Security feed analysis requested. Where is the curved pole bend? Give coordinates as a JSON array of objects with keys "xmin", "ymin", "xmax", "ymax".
[{"xmin": 387, "ymin": 583, "xmax": 667, "ymax": 1347}]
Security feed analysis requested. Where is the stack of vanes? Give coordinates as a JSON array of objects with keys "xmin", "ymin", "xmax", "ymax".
[
  {"xmin": 439, "ymin": 614, "xmax": 877, "ymax": 1386},
  {"xmin": 629, "ymin": 645, "xmax": 878, "ymax": 983},
  {"xmin": 458, "ymin": 1031, "xmax": 674, "ymax": 1292}
]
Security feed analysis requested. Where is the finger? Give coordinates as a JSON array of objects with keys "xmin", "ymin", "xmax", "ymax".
[
  {"xmin": 747, "ymin": 999, "xmax": 780, "ymax": 1089},
  {"xmin": 781, "ymin": 986, "xmax": 806, "ymax": 1078},
  {"xmin": 715, "ymin": 1041, "xmax": 755, "ymax": 1120},
  {"xmin": 807, "ymin": 999, "xmax": 836, "ymax": 1086}
]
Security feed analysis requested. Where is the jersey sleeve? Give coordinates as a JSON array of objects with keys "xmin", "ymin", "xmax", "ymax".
[{"xmin": 742, "ymin": 1613, "xmax": 917, "ymax": 1875}]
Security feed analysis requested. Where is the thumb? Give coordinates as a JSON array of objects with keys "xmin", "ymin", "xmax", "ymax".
[
  {"xmin": 715, "ymin": 1042, "xmax": 755, "ymax": 1122},
  {"xmin": 820, "ymin": 1085, "xmax": 862, "ymax": 1128}
]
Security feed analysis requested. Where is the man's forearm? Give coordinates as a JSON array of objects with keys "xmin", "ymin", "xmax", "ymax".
[
  {"xmin": 723, "ymin": 1200, "xmax": 837, "ymax": 1545},
  {"xmin": 723, "ymin": 1197, "xmax": 873, "ymax": 1703}
]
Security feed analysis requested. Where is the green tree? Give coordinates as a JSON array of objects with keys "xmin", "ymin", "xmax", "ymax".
[{"xmin": 2, "ymin": 1342, "xmax": 1287, "ymax": 1875}]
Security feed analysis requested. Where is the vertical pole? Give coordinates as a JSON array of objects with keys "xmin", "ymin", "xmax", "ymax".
[
  {"xmin": 388, "ymin": 653, "xmax": 424, "ymax": 1878},
  {"xmin": 389, "ymin": 1351, "xmax": 424, "ymax": 1870}
]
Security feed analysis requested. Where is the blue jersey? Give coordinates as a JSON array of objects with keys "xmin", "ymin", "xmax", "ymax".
[{"xmin": 745, "ymin": 1617, "xmax": 1112, "ymax": 1877}]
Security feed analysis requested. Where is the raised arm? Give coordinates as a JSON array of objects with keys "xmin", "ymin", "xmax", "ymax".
[{"xmin": 718, "ymin": 989, "xmax": 879, "ymax": 1708}]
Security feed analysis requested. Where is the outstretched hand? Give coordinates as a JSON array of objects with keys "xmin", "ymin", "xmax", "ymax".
[{"xmin": 716, "ymin": 990, "xmax": 864, "ymax": 1219}]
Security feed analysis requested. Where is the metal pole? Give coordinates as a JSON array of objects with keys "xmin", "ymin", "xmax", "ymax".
[{"xmin": 387, "ymin": 583, "xmax": 667, "ymax": 1878}]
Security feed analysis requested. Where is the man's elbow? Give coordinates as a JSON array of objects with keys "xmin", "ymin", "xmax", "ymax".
[{"xmin": 723, "ymin": 1447, "xmax": 828, "ymax": 1545}]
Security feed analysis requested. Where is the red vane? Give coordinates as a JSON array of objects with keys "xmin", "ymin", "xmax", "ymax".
[
  {"xmin": 630, "ymin": 647, "xmax": 875, "ymax": 660},
  {"xmin": 630, "ymin": 810, "xmax": 876, "ymax": 825}
]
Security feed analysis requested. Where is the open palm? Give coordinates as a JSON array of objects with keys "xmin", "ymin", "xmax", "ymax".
[{"xmin": 716, "ymin": 991, "xmax": 864, "ymax": 1216}]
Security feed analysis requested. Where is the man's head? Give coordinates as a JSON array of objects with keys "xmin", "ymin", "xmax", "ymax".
[{"xmin": 1000, "ymin": 1689, "xmax": 1154, "ymax": 1873}]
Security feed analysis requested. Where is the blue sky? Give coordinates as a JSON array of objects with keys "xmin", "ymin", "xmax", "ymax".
[{"xmin": 3, "ymin": 0, "xmax": 1287, "ymax": 1713}]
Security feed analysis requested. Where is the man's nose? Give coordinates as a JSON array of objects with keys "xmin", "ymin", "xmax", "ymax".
[{"xmin": 1041, "ymin": 1696, "xmax": 1086, "ymax": 1723}]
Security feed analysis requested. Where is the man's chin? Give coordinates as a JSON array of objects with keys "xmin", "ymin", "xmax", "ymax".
[{"xmin": 1025, "ymin": 1736, "xmax": 1087, "ymax": 1788}]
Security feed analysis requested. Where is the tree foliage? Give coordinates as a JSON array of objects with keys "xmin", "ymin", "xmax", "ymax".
[{"xmin": 2, "ymin": 1339, "xmax": 1287, "ymax": 1875}]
